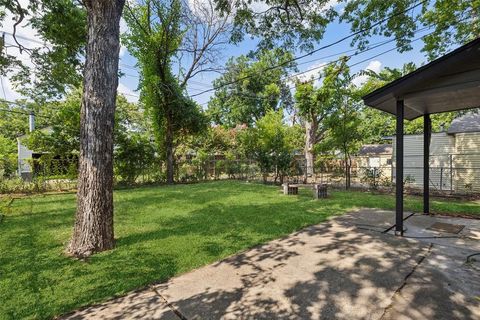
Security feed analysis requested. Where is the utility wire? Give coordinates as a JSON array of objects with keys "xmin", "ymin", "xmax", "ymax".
[
  {"xmin": 189, "ymin": 0, "xmax": 429, "ymax": 98},
  {"xmin": 0, "ymin": 98, "xmax": 53, "ymax": 119},
  {"xmin": 1, "ymin": 0, "xmax": 428, "ymax": 95},
  {"xmin": 1, "ymin": 1, "xmax": 470, "ymax": 109},
  {"xmin": 119, "ymin": 0, "xmax": 429, "ymax": 92},
  {"xmin": 0, "ymin": 107, "xmax": 50, "ymax": 119}
]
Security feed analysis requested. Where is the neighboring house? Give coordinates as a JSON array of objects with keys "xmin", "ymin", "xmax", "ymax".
[
  {"xmin": 392, "ymin": 112, "xmax": 480, "ymax": 193},
  {"xmin": 16, "ymin": 113, "xmax": 53, "ymax": 180},
  {"xmin": 355, "ymin": 144, "xmax": 393, "ymax": 181},
  {"xmin": 17, "ymin": 134, "xmax": 34, "ymax": 180}
]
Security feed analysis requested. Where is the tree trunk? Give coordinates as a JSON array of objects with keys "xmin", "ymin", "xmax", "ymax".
[
  {"xmin": 166, "ymin": 114, "xmax": 175, "ymax": 184},
  {"xmin": 304, "ymin": 121, "xmax": 316, "ymax": 181},
  {"xmin": 67, "ymin": 0, "xmax": 125, "ymax": 258},
  {"xmin": 344, "ymin": 154, "xmax": 351, "ymax": 190}
]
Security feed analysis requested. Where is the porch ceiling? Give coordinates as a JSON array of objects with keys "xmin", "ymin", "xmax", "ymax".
[{"xmin": 363, "ymin": 38, "xmax": 480, "ymax": 120}]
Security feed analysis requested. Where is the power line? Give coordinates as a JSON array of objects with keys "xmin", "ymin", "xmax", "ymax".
[
  {"xmin": 0, "ymin": 107, "xmax": 51, "ymax": 119},
  {"xmin": 0, "ymin": 0, "xmax": 432, "ymax": 104},
  {"xmin": 0, "ymin": 31, "xmax": 46, "ymax": 46},
  {"xmin": 201, "ymin": 16, "xmax": 471, "ymax": 105},
  {"xmin": 189, "ymin": 0, "xmax": 429, "ymax": 98},
  {"xmin": 1, "ymin": 0, "xmax": 469, "ymax": 109},
  {"xmin": 294, "ymin": 16, "xmax": 473, "ymax": 90},
  {"xmin": 118, "ymin": 0, "xmax": 429, "ymax": 92},
  {"xmin": 285, "ymin": 25, "xmax": 433, "ymax": 82},
  {"xmin": 0, "ymin": 98, "xmax": 54, "ymax": 119}
]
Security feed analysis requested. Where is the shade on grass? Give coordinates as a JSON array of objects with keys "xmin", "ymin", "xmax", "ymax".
[{"xmin": 0, "ymin": 181, "xmax": 478, "ymax": 319}]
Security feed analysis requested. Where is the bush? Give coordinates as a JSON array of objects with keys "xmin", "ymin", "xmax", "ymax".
[{"xmin": 361, "ymin": 167, "xmax": 382, "ymax": 190}]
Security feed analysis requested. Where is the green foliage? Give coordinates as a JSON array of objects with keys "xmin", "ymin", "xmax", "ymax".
[
  {"xmin": 341, "ymin": 0, "xmax": 480, "ymax": 60},
  {"xmin": 207, "ymin": 49, "xmax": 295, "ymax": 127},
  {"xmin": 21, "ymin": 89, "xmax": 157, "ymax": 184},
  {"xmin": 1, "ymin": 0, "xmax": 87, "ymax": 100},
  {"xmin": 0, "ymin": 134, "xmax": 16, "ymax": 177},
  {"xmin": 215, "ymin": 0, "xmax": 338, "ymax": 51},
  {"xmin": 114, "ymin": 133, "xmax": 157, "ymax": 184},
  {"xmin": 123, "ymin": 0, "xmax": 208, "ymax": 182},
  {"xmin": 358, "ymin": 64, "xmax": 463, "ymax": 143},
  {"xmin": 0, "ymin": 100, "xmax": 51, "ymax": 179},
  {"xmin": 361, "ymin": 167, "xmax": 383, "ymax": 190},
  {"xmin": 240, "ymin": 110, "xmax": 295, "ymax": 182},
  {"xmin": 295, "ymin": 58, "xmax": 353, "ymax": 146},
  {"xmin": 23, "ymin": 91, "xmax": 82, "ymax": 155}
]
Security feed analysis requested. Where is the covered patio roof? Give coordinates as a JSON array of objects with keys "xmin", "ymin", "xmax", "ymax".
[
  {"xmin": 363, "ymin": 38, "xmax": 480, "ymax": 120},
  {"xmin": 362, "ymin": 37, "xmax": 480, "ymax": 236}
]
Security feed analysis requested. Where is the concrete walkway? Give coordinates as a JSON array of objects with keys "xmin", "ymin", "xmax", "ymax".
[{"xmin": 63, "ymin": 210, "xmax": 480, "ymax": 320}]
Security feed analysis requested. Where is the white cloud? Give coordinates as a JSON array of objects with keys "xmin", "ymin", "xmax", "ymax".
[
  {"xmin": 0, "ymin": 76, "xmax": 23, "ymax": 101},
  {"xmin": 119, "ymin": 18, "xmax": 129, "ymax": 57},
  {"xmin": 119, "ymin": 45, "xmax": 128, "ymax": 57},
  {"xmin": 117, "ymin": 82, "xmax": 139, "ymax": 103},
  {"xmin": 119, "ymin": 17, "xmax": 128, "ymax": 34},
  {"xmin": 365, "ymin": 60, "xmax": 382, "ymax": 73},
  {"xmin": 352, "ymin": 60, "xmax": 382, "ymax": 87},
  {"xmin": 288, "ymin": 61, "xmax": 327, "ymax": 88},
  {"xmin": 250, "ymin": 2, "xmax": 270, "ymax": 13}
]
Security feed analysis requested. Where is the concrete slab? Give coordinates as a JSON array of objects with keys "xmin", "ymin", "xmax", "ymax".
[
  {"xmin": 61, "ymin": 288, "xmax": 178, "ymax": 320},
  {"xmin": 383, "ymin": 244, "xmax": 480, "ymax": 320},
  {"xmin": 62, "ymin": 209, "xmax": 480, "ymax": 320},
  {"xmin": 391, "ymin": 214, "xmax": 480, "ymax": 251},
  {"xmin": 153, "ymin": 220, "xmax": 429, "ymax": 320}
]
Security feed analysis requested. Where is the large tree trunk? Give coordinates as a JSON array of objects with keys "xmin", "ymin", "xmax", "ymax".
[
  {"xmin": 68, "ymin": 0, "xmax": 125, "ymax": 258},
  {"xmin": 304, "ymin": 121, "xmax": 316, "ymax": 181},
  {"xmin": 165, "ymin": 114, "xmax": 175, "ymax": 184}
]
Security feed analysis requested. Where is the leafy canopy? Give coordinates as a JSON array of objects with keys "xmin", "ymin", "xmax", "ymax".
[{"xmin": 207, "ymin": 48, "xmax": 295, "ymax": 127}]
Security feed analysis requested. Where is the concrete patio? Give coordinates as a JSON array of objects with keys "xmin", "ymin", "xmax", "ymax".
[{"xmin": 62, "ymin": 209, "xmax": 480, "ymax": 320}]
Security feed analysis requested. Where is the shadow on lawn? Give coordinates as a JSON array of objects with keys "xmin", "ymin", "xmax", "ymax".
[{"xmin": 5, "ymin": 182, "xmax": 478, "ymax": 319}]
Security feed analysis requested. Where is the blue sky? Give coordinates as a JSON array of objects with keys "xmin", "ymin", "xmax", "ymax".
[
  {"xmin": 1, "ymin": 0, "xmax": 438, "ymax": 108},
  {"xmin": 117, "ymin": 17, "xmax": 430, "ymax": 107}
]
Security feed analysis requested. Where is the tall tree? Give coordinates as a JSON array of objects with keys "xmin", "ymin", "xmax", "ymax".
[
  {"xmin": 123, "ymin": 0, "xmax": 211, "ymax": 184},
  {"xmin": 294, "ymin": 58, "xmax": 348, "ymax": 178},
  {"xmin": 207, "ymin": 49, "xmax": 295, "ymax": 127},
  {"xmin": 324, "ymin": 73, "xmax": 362, "ymax": 190},
  {"xmin": 212, "ymin": 0, "xmax": 480, "ymax": 61},
  {"xmin": 67, "ymin": 0, "xmax": 126, "ymax": 257}
]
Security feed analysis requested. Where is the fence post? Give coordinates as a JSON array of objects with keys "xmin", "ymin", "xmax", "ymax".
[
  {"xmin": 450, "ymin": 154, "xmax": 453, "ymax": 192},
  {"xmin": 440, "ymin": 167, "xmax": 443, "ymax": 191}
]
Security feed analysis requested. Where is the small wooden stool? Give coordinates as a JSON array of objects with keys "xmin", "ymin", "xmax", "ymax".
[
  {"xmin": 283, "ymin": 183, "xmax": 298, "ymax": 195},
  {"xmin": 313, "ymin": 184, "xmax": 328, "ymax": 199}
]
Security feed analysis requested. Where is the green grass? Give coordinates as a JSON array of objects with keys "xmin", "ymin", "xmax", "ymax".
[{"xmin": 0, "ymin": 181, "xmax": 478, "ymax": 319}]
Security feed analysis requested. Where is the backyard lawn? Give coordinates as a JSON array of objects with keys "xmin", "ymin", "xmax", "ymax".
[{"xmin": 0, "ymin": 180, "xmax": 479, "ymax": 319}]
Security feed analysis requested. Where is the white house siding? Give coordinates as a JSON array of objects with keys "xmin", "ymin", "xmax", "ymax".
[
  {"xmin": 391, "ymin": 132, "xmax": 480, "ymax": 193},
  {"xmin": 16, "ymin": 127, "xmax": 53, "ymax": 180},
  {"xmin": 17, "ymin": 137, "xmax": 33, "ymax": 179},
  {"xmin": 453, "ymin": 133, "xmax": 480, "ymax": 192},
  {"xmin": 392, "ymin": 133, "xmax": 456, "ymax": 191},
  {"xmin": 355, "ymin": 155, "xmax": 392, "ymax": 181}
]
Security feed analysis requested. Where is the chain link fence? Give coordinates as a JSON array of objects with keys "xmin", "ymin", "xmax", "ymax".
[
  {"xmin": 2, "ymin": 153, "xmax": 480, "ymax": 195},
  {"xmin": 290, "ymin": 154, "xmax": 480, "ymax": 195}
]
